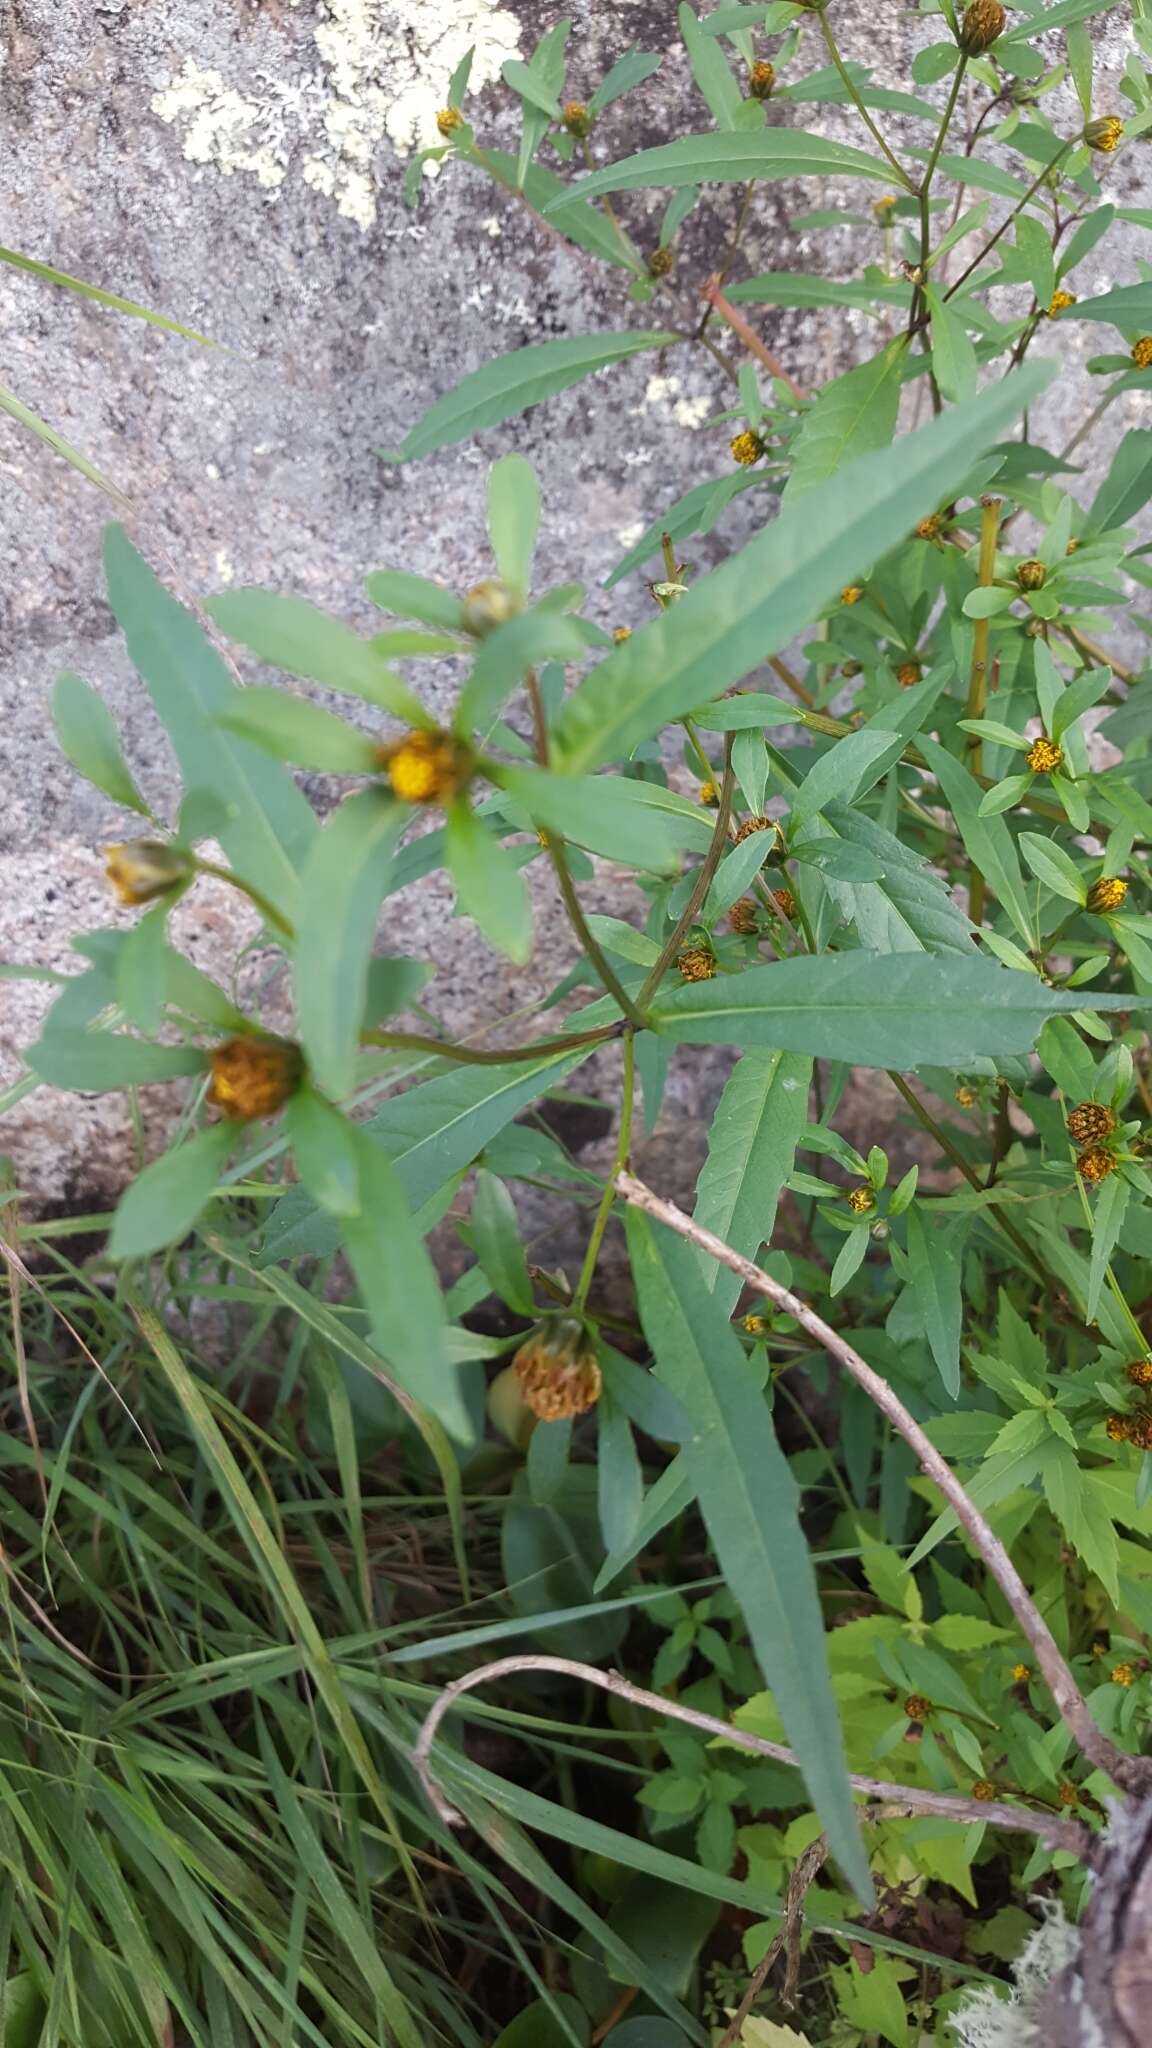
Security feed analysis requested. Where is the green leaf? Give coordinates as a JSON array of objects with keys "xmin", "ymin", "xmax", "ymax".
[
  {"xmin": 651, "ymin": 952, "xmax": 1105, "ymax": 1067},
  {"xmin": 499, "ymin": 766, "xmax": 689, "ymax": 868},
  {"xmin": 259, "ymin": 1029, "xmax": 601, "ymax": 1264},
  {"xmin": 916, "ymin": 737, "xmax": 1034, "ymax": 946},
  {"xmin": 116, "ymin": 905, "xmax": 169, "ymax": 1035},
  {"xmin": 487, "ymin": 454, "xmax": 540, "ymax": 600},
  {"xmin": 109, "ymin": 1124, "xmax": 234, "ymax": 1258},
  {"xmin": 924, "ymin": 284, "xmax": 978, "ymax": 404},
  {"xmin": 553, "ymin": 361, "xmax": 1054, "ymax": 773},
  {"xmin": 446, "ymin": 801, "xmax": 533, "ymax": 963},
  {"xmin": 206, "ymin": 590, "xmax": 424, "ymax": 718},
  {"xmin": 475, "ymin": 150, "xmax": 644, "ymax": 272},
  {"xmin": 790, "ymin": 729, "xmax": 905, "ymax": 830},
  {"xmin": 625, "ymin": 1210, "xmax": 870, "ymax": 1901},
  {"xmin": 821, "ymin": 804, "xmax": 975, "ymax": 954},
  {"xmin": 217, "ymin": 687, "xmax": 380, "ymax": 772},
  {"xmin": 294, "ymin": 791, "xmax": 407, "ymax": 1100},
  {"xmin": 287, "ymin": 1089, "xmax": 363, "ymax": 1217},
  {"xmin": 456, "ymin": 611, "xmax": 586, "ymax": 735},
  {"xmin": 1066, "ymin": 282, "xmax": 1152, "ymax": 330},
  {"xmin": 589, "ymin": 50, "xmax": 663, "ymax": 114},
  {"xmin": 502, "ymin": 57, "xmax": 562, "ymax": 118},
  {"xmin": 1089, "ymin": 428, "xmax": 1152, "ymax": 531},
  {"xmin": 731, "ymin": 272, "xmax": 909, "ymax": 312},
  {"xmin": 386, "ymin": 332, "xmax": 679, "ymax": 463},
  {"xmin": 472, "ymin": 1169, "xmax": 534, "ymax": 1313},
  {"xmin": 492, "ymin": 1998, "xmax": 589, "ymax": 2048},
  {"xmin": 693, "ymin": 1051, "xmax": 812, "ymax": 1314},
  {"xmin": 1087, "ymin": 1169, "xmax": 1129, "ymax": 1322},
  {"xmin": 364, "ymin": 569, "xmax": 467, "ymax": 630},
  {"xmin": 784, "ymin": 342, "xmax": 905, "ymax": 500},
  {"xmin": 1019, "ymin": 832, "xmax": 1087, "ymax": 905},
  {"xmin": 1041, "ymin": 1444, "xmax": 1119, "ymax": 1603},
  {"xmin": 52, "ymin": 672, "xmax": 149, "ymax": 814},
  {"xmin": 0, "ymin": 379, "xmax": 123, "ymax": 496},
  {"xmin": 1013, "ymin": 212, "xmax": 1056, "ymax": 309},
  {"xmin": 103, "ymin": 527, "xmax": 315, "ymax": 919},
  {"xmin": 340, "ymin": 1126, "xmax": 459, "ymax": 1435},
  {"xmin": 597, "ymin": 1393, "xmax": 644, "ymax": 1558},
  {"xmin": 26, "ymin": 1032, "xmax": 209, "ymax": 1093},
  {"xmin": 548, "ymin": 129, "xmax": 896, "ymax": 212},
  {"xmin": 905, "ymin": 1208, "xmax": 963, "ymax": 1398},
  {"xmin": 679, "ymin": 3, "xmax": 744, "ymax": 128}
]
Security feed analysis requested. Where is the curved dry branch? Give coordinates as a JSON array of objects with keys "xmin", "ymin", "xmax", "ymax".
[
  {"xmin": 414, "ymin": 1652, "xmax": 1094, "ymax": 1861},
  {"xmin": 613, "ymin": 1169, "xmax": 1151, "ymax": 1799}
]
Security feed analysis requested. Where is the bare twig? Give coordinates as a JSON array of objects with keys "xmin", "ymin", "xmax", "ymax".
[
  {"xmin": 700, "ymin": 278, "xmax": 808, "ymax": 401},
  {"xmin": 414, "ymin": 1652, "xmax": 1095, "ymax": 1859},
  {"xmin": 718, "ymin": 1834, "xmax": 829, "ymax": 2045},
  {"xmin": 612, "ymin": 1170, "xmax": 1152, "ymax": 1799}
]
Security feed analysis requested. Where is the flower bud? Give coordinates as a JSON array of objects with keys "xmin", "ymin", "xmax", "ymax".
[
  {"xmin": 1016, "ymin": 558, "xmax": 1047, "ymax": 590},
  {"xmin": 1067, "ymin": 1102, "xmax": 1115, "ymax": 1145},
  {"xmin": 841, "ymin": 584, "xmax": 864, "ymax": 606},
  {"xmin": 461, "ymin": 578, "xmax": 519, "ymax": 638},
  {"xmin": 562, "ymin": 101, "xmax": 594, "ymax": 140},
  {"xmin": 436, "ymin": 108, "xmax": 464, "ymax": 139},
  {"xmin": 729, "ymin": 898, "xmax": 760, "ymax": 936},
  {"xmin": 1133, "ymin": 337, "xmax": 1152, "ymax": 369},
  {"xmin": 1085, "ymin": 115, "xmax": 1124, "ymax": 153},
  {"xmin": 896, "ymin": 661, "xmax": 922, "ymax": 689},
  {"xmin": 105, "ymin": 840, "xmax": 192, "ymax": 907},
  {"xmin": 1087, "ymin": 875, "xmax": 1127, "ymax": 914},
  {"xmin": 748, "ymin": 60, "xmax": 775, "ymax": 100},
  {"xmin": 378, "ymin": 728, "xmax": 468, "ymax": 805},
  {"xmin": 847, "ymin": 1186, "xmax": 875, "ymax": 1214},
  {"xmin": 959, "ymin": 0, "xmax": 1006, "ymax": 52},
  {"xmin": 903, "ymin": 1694, "xmax": 932, "ymax": 1724},
  {"xmin": 1127, "ymin": 1359, "xmax": 1152, "ymax": 1387},
  {"xmin": 209, "ymin": 1036, "xmax": 303, "ymax": 1122},
  {"xmin": 730, "ymin": 429, "xmax": 765, "ymax": 468},
  {"xmin": 513, "ymin": 1317, "xmax": 602, "ymax": 1420},
  {"xmin": 677, "ymin": 945, "xmax": 716, "ymax": 982},
  {"xmin": 1077, "ymin": 1145, "xmax": 1117, "ymax": 1184},
  {"xmin": 647, "ymin": 246, "xmax": 675, "ymax": 278},
  {"xmin": 1046, "ymin": 289, "xmax": 1076, "ymax": 318}
]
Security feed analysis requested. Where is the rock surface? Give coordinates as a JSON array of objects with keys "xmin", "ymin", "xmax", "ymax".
[{"xmin": 1, "ymin": 0, "xmax": 1148, "ymax": 1210}]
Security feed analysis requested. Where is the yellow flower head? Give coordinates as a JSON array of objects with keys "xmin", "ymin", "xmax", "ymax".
[
  {"xmin": 1077, "ymin": 1145, "xmax": 1117, "ymax": 1185},
  {"xmin": 1111, "ymin": 1661, "xmax": 1136, "ymax": 1687},
  {"xmin": 742, "ymin": 1312, "xmax": 768, "ymax": 1335},
  {"xmin": 841, "ymin": 584, "xmax": 864, "ymax": 606},
  {"xmin": 698, "ymin": 779, "xmax": 719, "ymax": 807},
  {"xmin": 1087, "ymin": 875, "xmax": 1128, "ymax": 915},
  {"xmin": 104, "ymin": 840, "xmax": 191, "ymax": 907},
  {"xmin": 209, "ymin": 1037, "xmax": 303, "ymax": 1123},
  {"xmin": 613, "ymin": 625, "xmax": 632, "ymax": 643},
  {"xmin": 1016, "ymin": 558, "xmax": 1047, "ymax": 591},
  {"xmin": 1026, "ymin": 735, "xmax": 1063, "ymax": 775},
  {"xmin": 903, "ymin": 1694, "xmax": 932, "ymax": 1724},
  {"xmin": 971, "ymin": 1778, "xmax": 997, "ymax": 1801},
  {"xmin": 1085, "ymin": 115, "xmax": 1124, "ymax": 153},
  {"xmin": 748, "ymin": 60, "xmax": 776, "ymax": 100},
  {"xmin": 677, "ymin": 945, "xmax": 716, "ymax": 982},
  {"xmin": 436, "ymin": 107, "xmax": 464, "ymax": 138},
  {"xmin": 1106, "ymin": 1414, "xmax": 1133, "ymax": 1443},
  {"xmin": 1067, "ymin": 1102, "xmax": 1116, "ymax": 1146},
  {"xmin": 1047, "ymin": 289, "xmax": 1077, "ymax": 318},
  {"xmin": 955, "ymin": 1085, "xmax": 976, "ymax": 1109},
  {"xmin": 959, "ymin": 0, "xmax": 1006, "ymax": 53},
  {"xmin": 1058, "ymin": 1781, "xmax": 1081, "ymax": 1808},
  {"xmin": 1011, "ymin": 1663, "xmax": 1031, "ymax": 1684},
  {"xmin": 896, "ymin": 661, "xmax": 922, "ymax": 689},
  {"xmin": 730, "ymin": 429, "xmax": 764, "ymax": 468},
  {"xmin": 873, "ymin": 193, "xmax": 899, "ymax": 225},
  {"xmin": 915, "ymin": 514, "xmax": 942, "ymax": 542},
  {"xmin": 513, "ymin": 1318, "xmax": 602, "ymax": 1420},
  {"xmin": 1127, "ymin": 1359, "xmax": 1152, "ymax": 1388},
  {"xmin": 379, "ymin": 729, "xmax": 467, "ymax": 806},
  {"xmin": 847, "ymin": 1186, "xmax": 875, "ymax": 1215}
]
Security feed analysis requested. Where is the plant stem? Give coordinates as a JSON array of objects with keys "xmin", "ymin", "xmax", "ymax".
[
  {"xmin": 637, "ymin": 742, "xmax": 735, "ymax": 1007},
  {"xmin": 416, "ymin": 1650, "xmax": 1097, "ymax": 1854},
  {"xmin": 911, "ymin": 56, "xmax": 969, "ymax": 359},
  {"xmin": 573, "ymin": 1030, "xmax": 636, "ymax": 1312},
  {"xmin": 965, "ymin": 494, "xmax": 1002, "ymax": 926},
  {"xmin": 700, "ymin": 278, "xmax": 807, "ymax": 400},
  {"xmin": 193, "ymin": 860, "xmax": 295, "ymax": 940},
  {"xmin": 815, "ymin": 10, "xmax": 914, "ymax": 190},
  {"xmin": 359, "ymin": 1024, "xmax": 621, "ymax": 1066},
  {"xmin": 942, "ymin": 144, "xmax": 1075, "ymax": 304},
  {"xmin": 610, "ymin": 1170, "xmax": 1151, "ymax": 1799}
]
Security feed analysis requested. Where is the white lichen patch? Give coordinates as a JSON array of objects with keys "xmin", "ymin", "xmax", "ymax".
[
  {"xmin": 153, "ymin": 0, "xmax": 522, "ymax": 229},
  {"xmin": 636, "ymin": 373, "xmax": 713, "ymax": 431},
  {"xmin": 949, "ymin": 1903, "xmax": 1080, "ymax": 2047}
]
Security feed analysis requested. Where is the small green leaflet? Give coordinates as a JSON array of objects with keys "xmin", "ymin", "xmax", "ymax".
[
  {"xmin": 924, "ymin": 285, "xmax": 978, "ymax": 404},
  {"xmin": 294, "ymin": 791, "xmax": 408, "ymax": 1100},
  {"xmin": 340, "ymin": 1125, "xmax": 461, "ymax": 1437},
  {"xmin": 385, "ymin": 332, "xmax": 679, "ymax": 463},
  {"xmin": 52, "ymin": 673, "xmax": 149, "ymax": 815},
  {"xmin": 651, "ymin": 952, "xmax": 1136, "ymax": 1069},
  {"xmin": 552, "ymin": 360, "xmax": 1054, "ymax": 773},
  {"xmin": 26, "ymin": 1032, "xmax": 209, "ymax": 1093},
  {"xmin": 109, "ymin": 1124, "xmax": 234, "ymax": 1259},
  {"xmin": 217, "ymin": 688, "xmax": 380, "ymax": 773},
  {"xmin": 784, "ymin": 342, "xmax": 905, "ymax": 500},
  {"xmin": 207, "ymin": 590, "xmax": 423, "ymax": 719},
  {"xmin": 546, "ymin": 130, "xmax": 895, "ymax": 212},
  {"xmin": 692, "ymin": 1050, "xmax": 812, "ymax": 1314},
  {"xmin": 626, "ymin": 1208, "xmax": 871, "ymax": 1900},
  {"xmin": 679, "ymin": 2, "xmax": 744, "ymax": 128},
  {"xmin": 446, "ymin": 801, "xmax": 533, "ymax": 964},
  {"xmin": 904, "ymin": 1207, "xmax": 964, "ymax": 1397}
]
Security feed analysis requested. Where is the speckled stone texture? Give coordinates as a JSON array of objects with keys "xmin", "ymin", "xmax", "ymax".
[{"xmin": 1, "ymin": 0, "xmax": 1148, "ymax": 1212}]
